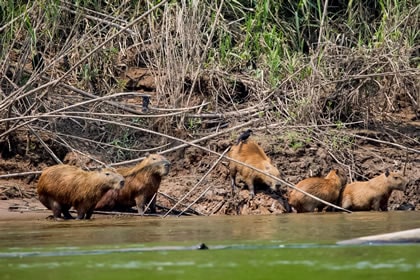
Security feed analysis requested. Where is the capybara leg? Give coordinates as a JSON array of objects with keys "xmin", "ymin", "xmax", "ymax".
[
  {"xmin": 51, "ymin": 201, "xmax": 63, "ymax": 219},
  {"xmin": 371, "ymin": 199, "xmax": 381, "ymax": 211},
  {"xmin": 38, "ymin": 194, "xmax": 51, "ymax": 210},
  {"xmin": 341, "ymin": 197, "xmax": 351, "ymax": 210},
  {"xmin": 247, "ymin": 183, "xmax": 255, "ymax": 199},
  {"xmin": 85, "ymin": 208, "xmax": 94, "ymax": 219},
  {"xmin": 135, "ymin": 196, "xmax": 146, "ymax": 215},
  {"xmin": 61, "ymin": 206, "xmax": 74, "ymax": 220},
  {"xmin": 149, "ymin": 194, "xmax": 157, "ymax": 214},
  {"xmin": 379, "ymin": 196, "xmax": 389, "ymax": 211},
  {"xmin": 230, "ymin": 173, "xmax": 237, "ymax": 195},
  {"xmin": 75, "ymin": 206, "xmax": 87, "ymax": 219}
]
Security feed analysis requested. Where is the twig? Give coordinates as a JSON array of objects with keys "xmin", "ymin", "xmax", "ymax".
[
  {"xmin": 143, "ymin": 192, "xmax": 157, "ymax": 214},
  {"xmin": 28, "ymin": 126, "xmax": 62, "ymax": 164},
  {"xmin": 178, "ymin": 146, "xmax": 230, "ymax": 217},
  {"xmin": 349, "ymin": 133, "xmax": 420, "ymax": 154},
  {"xmin": 158, "ymin": 191, "xmax": 204, "ymax": 215},
  {"xmin": 163, "ymin": 147, "xmax": 230, "ymax": 218},
  {"xmin": 208, "ymin": 200, "xmax": 225, "ymax": 216},
  {"xmin": 0, "ymin": 171, "xmax": 41, "ymax": 179}
]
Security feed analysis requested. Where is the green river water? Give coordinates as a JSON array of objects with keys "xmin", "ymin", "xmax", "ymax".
[{"xmin": 0, "ymin": 211, "xmax": 419, "ymax": 279}]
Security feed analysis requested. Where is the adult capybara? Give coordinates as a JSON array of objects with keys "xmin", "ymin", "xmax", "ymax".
[
  {"xmin": 95, "ymin": 154, "xmax": 170, "ymax": 215},
  {"xmin": 37, "ymin": 164, "xmax": 125, "ymax": 220},
  {"xmin": 288, "ymin": 169, "xmax": 347, "ymax": 213},
  {"xmin": 341, "ymin": 170, "xmax": 409, "ymax": 211},
  {"xmin": 228, "ymin": 140, "xmax": 280, "ymax": 198}
]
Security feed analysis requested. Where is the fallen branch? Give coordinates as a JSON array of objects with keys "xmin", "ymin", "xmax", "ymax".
[{"xmin": 163, "ymin": 146, "xmax": 230, "ymax": 218}]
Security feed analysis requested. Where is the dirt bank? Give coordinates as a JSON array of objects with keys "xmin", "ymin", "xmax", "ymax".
[{"xmin": 1, "ymin": 124, "xmax": 418, "ymax": 219}]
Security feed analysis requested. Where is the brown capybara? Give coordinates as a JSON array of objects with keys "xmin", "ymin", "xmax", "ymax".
[
  {"xmin": 228, "ymin": 140, "xmax": 280, "ymax": 198},
  {"xmin": 37, "ymin": 164, "xmax": 125, "ymax": 220},
  {"xmin": 341, "ymin": 170, "xmax": 409, "ymax": 211},
  {"xmin": 288, "ymin": 169, "xmax": 347, "ymax": 213},
  {"xmin": 95, "ymin": 154, "xmax": 170, "ymax": 215}
]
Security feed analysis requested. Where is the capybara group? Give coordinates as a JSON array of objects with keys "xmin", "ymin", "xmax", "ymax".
[
  {"xmin": 37, "ymin": 164, "xmax": 125, "ymax": 220},
  {"xmin": 95, "ymin": 154, "xmax": 170, "ymax": 215},
  {"xmin": 341, "ymin": 170, "xmax": 409, "ymax": 211},
  {"xmin": 228, "ymin": 140, "xmax": 280, "ymax": 198},
  {"xmin": 288, "ymin": 169, "xmax": 347, "ymax": 213}
]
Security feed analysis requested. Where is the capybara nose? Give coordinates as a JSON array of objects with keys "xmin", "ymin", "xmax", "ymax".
[
  {"xmin": 164, "ymin": 162, "xmax": 171, "ymax": 169},
  {"xmin": 119, "ymin": 180, "xmax": 125, "ymax": 188}
]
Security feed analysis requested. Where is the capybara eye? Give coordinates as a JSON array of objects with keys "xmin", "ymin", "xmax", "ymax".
[{"xmin": 105, "ymin": 172, "xmax": 110, "ymax": 176}]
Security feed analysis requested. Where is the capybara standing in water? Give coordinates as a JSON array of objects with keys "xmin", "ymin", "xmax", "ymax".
[
  {"xmin": 37, "ymin": 164, "xmax": 125, "ymax": 220},
  {"xmin": 95, "ymin": 154, "xmax": 170, "ymax": 215},
  {"xmin": 228, "ymin": 140, "xmax": 280, "ymax": 198},
  {"xmin": 341, "ymin": 170, "xmax": 409, "ymax": 211},
  {"xmin": 288, "ymin": 169, "xmax": 347, "ymax": 213}
]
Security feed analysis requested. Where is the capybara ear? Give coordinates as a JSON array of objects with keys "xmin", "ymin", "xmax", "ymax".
[
  {"xmin": 145, "ymin": 152, "xmax": 151, "ymax": 157},
  {"xmin": 385, "ymin": 169, "xmax": 390, "ymax": 177}
]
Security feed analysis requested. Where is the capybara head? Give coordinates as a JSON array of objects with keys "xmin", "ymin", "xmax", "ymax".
[
  {"xmin": 143, "ymin": 154, "xmax": 171, "ymax": 175},
  {"xmin": 384, "ymin": 169, "xmax": 409, "ymax": 191},
  {"xmin": 98, "ymin": 167, "xmax": 125, "ymax": 189},
  {"xmin": 326, "ymin": 169, "xmax": 347, "ymax": 189}
]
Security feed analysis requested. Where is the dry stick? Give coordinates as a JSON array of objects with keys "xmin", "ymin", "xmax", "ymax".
[
  {"xmin": 327, "ymin": 150, "xmax": 353, "ymax": 184},
  {"xmin": 208, "ymin": 200, "xmax": 225, "ymax": 216},
  {"xmin": 59, "ymin": 5, "xmax": 136, "ymax": 36},
  {"xmin": 0, "ymin": 92, "xmax": 154, "ymax": 139},
  {"xmin": 27, "ymin": 126, "xmax": 62, "ymax": 164},
  {"xmin": 55, "ymin": 0, "xmax": 169, "ymax": 88},
  {"xmin": 0, "ymin": 171, "xmax": 41, "ymax": 179},
  {"xmin": 112, "ymin": 119, "xmax": 258, "ymax": 167},
  {"xmin": 349, "ymin": 133, "xmax": 420, "ymax": 154},
  {"xmin": 142, "ymin": 192, "xmax": 157, "ymax": 214},
  {"xmin": 158, "ymin": 191, "xmax": 204, "ymax": 215},
  {"xmin": 184, "ymin": 0, "xmax": 224, "ymax": 109},
  {"xmin": 317, "ymin": 0, "xmax": 329, "ymax": 47},
  {"xmin": 0, "ymin": 0, "xmax": 169, "ymax": 113},
  {"xmin": 322, "ymin": 69, "xmax": 419, "ymax": 85},
  {"xmin": 163, "ymin": 146, "xmax": 230, "ymax": 218},
  {"xmin": 403, "ymin": 150, "xmax": 409, "ymax": 176}
]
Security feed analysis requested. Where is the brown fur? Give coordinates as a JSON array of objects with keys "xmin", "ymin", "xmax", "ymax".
[
  {"xmin": 228, "ymin": 140, "xmax": 280, "ymax": 198},
  {"xmin": 95, "ymin": 154, "xmax": 170, "ymax": 214},
  {"xmin": 37, "ymin": 164, "xmax": 125, "ymax": 219},
  {"xmin": 288, "ymin": 169, "xmax": 347, "ymax": 213},
  {"xmin": 341, "ymin": 170, "xmax": 409, "ymax": 211}
]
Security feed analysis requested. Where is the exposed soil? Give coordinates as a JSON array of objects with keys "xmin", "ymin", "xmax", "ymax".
[{"xmin": 1, "ymin": 120, "xmax": 419, "ymax": 218}]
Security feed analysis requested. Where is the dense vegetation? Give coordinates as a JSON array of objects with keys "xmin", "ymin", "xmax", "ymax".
[{"xmin": 0, "ymin": 0, "xmax": 418, "ymax": 164}]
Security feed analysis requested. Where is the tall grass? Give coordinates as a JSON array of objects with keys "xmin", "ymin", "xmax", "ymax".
[{"xmin": 0, "ymin": 0, "xmax": 418, "ymax": 162}]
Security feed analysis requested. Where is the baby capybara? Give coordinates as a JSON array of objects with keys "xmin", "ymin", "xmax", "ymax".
[
  {"xmin": 95, "ymin": 154, "xmax": 170, "ymax": 215},
  {"xmin": 341, "ymin": 169, "xmax": 409, "ymax": 211},
  {"xmin": 228, "ymin": 140, "xmax": 281, "ymax": 198},
  {"xmin": 37, "ymin": 164, "xmax": 125, "ymax": 220},
  {"xmin": 288, "ymin": 169, "xmax": 347, "ymax": 213}
]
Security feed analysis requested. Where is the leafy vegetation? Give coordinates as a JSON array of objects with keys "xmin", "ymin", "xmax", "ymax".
[{"xmin": 0, "ymin": 0, "xmax": 418, "ymax": 162}]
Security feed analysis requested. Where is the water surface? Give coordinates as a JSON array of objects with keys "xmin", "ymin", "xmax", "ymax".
[{"xmin": 0, "ymin": 211, "xmax": 419, "ymax": 279}]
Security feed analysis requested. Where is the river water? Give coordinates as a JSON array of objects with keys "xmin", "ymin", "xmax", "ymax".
[{"xmin": 1, "ymin": 211, "xmax": 419, "ymax": 279}]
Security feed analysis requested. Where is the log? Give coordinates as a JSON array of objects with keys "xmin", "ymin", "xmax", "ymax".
[{"xmin": 337, "ymin": 228, "xmax": 420, "ymax": 245}]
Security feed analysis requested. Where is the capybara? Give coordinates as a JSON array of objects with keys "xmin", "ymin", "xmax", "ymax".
[
  {"xmin": 288, "ymin": 169, "xmax": 347, "ymax": 213},
  {"xmin": 228, "ymin": 140, "xmax": 280, "ymax": 198},
  {"xmin": 95, "ymin": 154, "xmax": 170, "ymax": 215},
  {"xmin": 341, "ymin": 170, "xmax": 409, "ymax": 211},
  {"xmin": 37, "ymin": 164, "xmax": 125, "ymax": 220}
]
